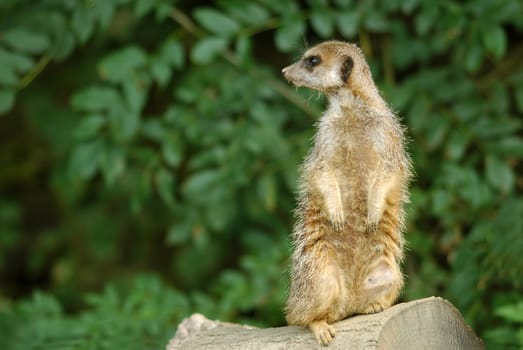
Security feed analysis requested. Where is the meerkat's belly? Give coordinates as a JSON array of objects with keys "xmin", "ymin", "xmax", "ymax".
[{"xmin": 320, "ymin": 154, "xmax": 376, "ymax": 228}]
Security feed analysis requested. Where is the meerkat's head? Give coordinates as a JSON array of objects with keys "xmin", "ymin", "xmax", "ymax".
[{"xmin": 282, "ymin": 41, "xmax": 376, "ymax": 99}]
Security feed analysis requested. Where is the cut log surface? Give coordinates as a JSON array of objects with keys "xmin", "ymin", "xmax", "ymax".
[{"xmin": 167, "ymin": 296, "xmax": 484, "ymax": 350}]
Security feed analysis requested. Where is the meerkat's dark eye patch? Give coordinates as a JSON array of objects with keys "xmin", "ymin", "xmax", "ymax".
[
  {"xmin": 340, "ymin": 56, "xmax": 354, "ymax": 82},
  {"xmin": 303, "ymin": 55, "xmax": 321, "ymax": 69}
]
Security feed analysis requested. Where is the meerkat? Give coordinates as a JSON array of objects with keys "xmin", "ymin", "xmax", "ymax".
[{"xmin": 282, "ymin": 41, "xmax": 412, "ymax": 346}]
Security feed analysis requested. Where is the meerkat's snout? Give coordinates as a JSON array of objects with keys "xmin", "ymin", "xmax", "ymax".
[
  {"xmin": 281, "ymin": 54, "xmax": 324, "ymax": 88},
  {"xmin": 281, "ymin": 64, "xmax": 299, "ymax": 85},
  {"xmin": 281, "ymin": 66, "xmax": 291, "ymax": 82}
]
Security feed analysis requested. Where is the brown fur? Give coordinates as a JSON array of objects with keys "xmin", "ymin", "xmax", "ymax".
[{"xmin": 282, "ymin": 41, "xmax": 412, "ymax": 346}]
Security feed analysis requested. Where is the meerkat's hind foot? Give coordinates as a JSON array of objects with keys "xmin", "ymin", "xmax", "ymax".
[
  {"xmin": 309, "ymin": 320, "xmax": 336, "ymax": 346},
  {"xmin": 361, "ymin": 302, "xmax": 386, "ymax": 314}
]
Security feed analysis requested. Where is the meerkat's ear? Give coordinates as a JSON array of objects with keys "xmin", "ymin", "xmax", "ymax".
[{"xmin": 340, "ymin": 55, "xmax": 354, "ymax": 83}]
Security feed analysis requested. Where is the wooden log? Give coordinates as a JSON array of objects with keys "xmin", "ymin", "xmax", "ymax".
[{"xmin": 166, "ymin": 296, "xmax": 484, "ymax": 350}]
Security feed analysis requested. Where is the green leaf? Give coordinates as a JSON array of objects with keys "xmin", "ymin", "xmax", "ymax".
[
  {"xmin": 485, "ymin": 156, "xmax": 514, "ymax": 194},
  {"xmin": 470, "ymin": 118, "xmax": 521, "ymax": 139},
  {"xmin": 182, "ymin": 170, "xmax": 221, "ymax": 199},
  {"xmin": 162, "ymin": 137, "xmax": 182, "ymax": 167},
  {"xmin": 134, "ymin": 0, "xmax": 155, "ymax": 17},
  {"xmin": 495, "ymin": 302, "xmax": 523, "ymax": 323},
  {"xmin": 123, "ymin": 81, "xmax": 147, "ymax": 114},
  {"xmin": 257, "ymin": 174, "xmax": 277, "ymax": 211},
  {"xmin": 487, "ymin": 137, "xmax": 523, "ymax": 157},
  {"xmin": 515, "ymin": 86, "xmax": 523, "ymax": 113},
  {"xmin": 236, "ymin": 3, "xmax": 270, "ymax": 27},
  {"xmin": 424, "ymin": 116, "xmax": 448, "ymax": 150},
  {"xmin": 407, "ymin": 95, "xmax": 430, "ymax": 133},
  {"xmin": 275, "ymin": 19, "xmax": 305, "ymax": 52},
  {"xmin": 100, "ymin": 146, "xmax": 126, "ymax": 187},
  {"xmin": 445, "ymin": 165, "xmax": 491, "ymax": 208},
  {"xmin": 401, "ymin": 0, "xmax": 419, "ymax": 14},
  {"xmin": 414, "ymin": 5, "xmax": 437, "ymax": 35},
  {"xmin": 193, "ymin": 8, "xmax": 240, "ymax": 38},
  {"xmin": 336, "ymin": 12, "xmax": 358, "ymax": 37},
  {"xmin": 311, "ymin": 11, "xmax": 334, "ymax": 38},
  {"xmin": 98, "ymin": 46, "xmax": 148, "ymax": 83},
  {"xmin": 364, "ymin": 12, "xmax": 388, "ymax": 32},
  {"xmin": 0, "ymin": 66, "xmax": 18, "ymax": 86},
  {"xmin": 167, "ymin": 224, "xmax": 190, "ymax": 245},
  {"xmin": 91, "ymin": 1, "xmax": 115, "ymax": 30},
  {"xmin": 206, "ymin": 202, "xmax": 233, "ymax": 231},
  {"xmin": 110, "ymin": 111, "xmax": 140, "ymax": 142},
  {"xmin": 0, "ymin": 48, "xmax": 33, "ymax": 73},
  {"xmin": 130, "ymin": 168, "xmax": 152, "ymax": 213},
  {"xmin": 154, "ymin": 3, "xmax": 174, "ymax": 21},
  {"xmin": 334, "ymin": 0, "xmax": 353, "ymax": 7},
  {"xmin": 46, "ymin": 12, "xmax": 76, "ymax": 60},
  {"xmin": 482, "ymin": 26, "xmax": 507, "ymax": 59},
  {"xmin": 155, "ymin": 167, "xmax": 175, "ymax": 208},
  {"xmin": 464, "ymin": 44, "xmax": 484, "ymax": 73},
  {"xmin": 307, "ymin": 0, "xmax": 328, "ymax": 7},
  {"xmin": 142, "ymin": 119, "xmax": 166, "ymax": 141},
  {"xmin": 71, "ymin": 9, "xmax": 95, "ymax": 44},
  {"xmin": 150, "ymin": 61, "xmax": 171, "ymax": 87},
  {"xmin": 159, "ymin": 40, "xmax": 184, "ymax": 68},
  {"xmin": 2, "ymin": 28, "xmax": 50, "ymax": 54},
  {"xmin": 73, "ymin": 114, "xmax": 106, "ymax": 140},
  {"xmin": 68, "ymin": 140, "xmax": 102, "ymax": 180},
  {"xmin": 484, "ymin": 327, "xmax": 520, "ymax": 349},
  {"xmin": 264, "ymin": 0, "xmax": 299, "ymax": 15},
  {"xmin": 445, "ymin": 129, "xmax": 469, "ymax": 161},
  {"xmin": 431, "ymin": 189, "xmax": 453, "ymax": 216},
  {"xmin": 0, "ymin": 89, "xmax": 16, "ymax": 115},
  {"xmin": 191, "ymin": 37, "xmax": 228, "ymax": 64},
  {"xmin": 235, "ymin": 36, "xmax": 251, "ymax": 64},
  {"xmin": 71, "ymin": 86, "xmax": 121, "ymax": 112}
]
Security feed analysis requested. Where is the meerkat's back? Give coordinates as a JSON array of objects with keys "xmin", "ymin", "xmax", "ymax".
[{"xmin": 282, "ymin": 41, "xmax": 412, "ymax": 346}]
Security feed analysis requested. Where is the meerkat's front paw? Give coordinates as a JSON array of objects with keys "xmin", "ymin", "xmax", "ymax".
[
  {"xmin": 309, "ymin": 320, "xmax": 336, "ymax": 346},
  {"xmin": 366, "ymin": 203, "xmax": 382, "ymax": 233},
  {"xmin": 326, "ymin": 195, "xmax": 345, "ymax": 231},
  {"xmin": 328, "ymin": 208, "xmax": 345, "ymax": 231}
]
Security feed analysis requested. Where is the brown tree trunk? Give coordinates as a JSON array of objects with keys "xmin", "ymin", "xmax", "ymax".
[{"xmin": 167, "ymin": 296, "xmax": 484, "ymax": 350}]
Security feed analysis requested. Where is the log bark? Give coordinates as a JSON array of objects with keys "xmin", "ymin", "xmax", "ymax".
[{"xmin": 167, "ymin": 296, "xmax": 484, "ymax": 350}]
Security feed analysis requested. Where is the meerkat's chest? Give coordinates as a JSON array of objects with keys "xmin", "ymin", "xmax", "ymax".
[{"xmin": 316, "ymin": 120, "xmax": 373, "ymax": 159}]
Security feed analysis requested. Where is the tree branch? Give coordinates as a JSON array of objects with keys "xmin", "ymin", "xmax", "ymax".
[{"xmin": 18, "ymin": 55, "xmax": 51, "ymax": 90}]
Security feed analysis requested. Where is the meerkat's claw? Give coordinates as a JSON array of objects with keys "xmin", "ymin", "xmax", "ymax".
[{"xmin": 309, "ymin": 320, "xmax": 336, "ymax": 346}]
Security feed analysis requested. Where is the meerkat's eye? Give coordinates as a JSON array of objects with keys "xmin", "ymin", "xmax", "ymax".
[{"xmin": 303, "ymin": 55, "xmax": 321, "ymax": 69}]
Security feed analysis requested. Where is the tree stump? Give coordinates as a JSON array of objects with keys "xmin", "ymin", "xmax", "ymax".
[{"xmin": 166, "ymin": 296, "xmax": 484, "ymax": 349}]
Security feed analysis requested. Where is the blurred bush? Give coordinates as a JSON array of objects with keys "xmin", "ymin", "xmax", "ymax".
[{"xmin": 0, "ymin": 0, "xmax": 522, "ymax": 349}]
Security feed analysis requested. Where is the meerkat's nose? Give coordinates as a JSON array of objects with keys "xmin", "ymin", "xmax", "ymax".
[{"xmin": 282, "ymin": 66, "xmax": 289, "ymax": 74}]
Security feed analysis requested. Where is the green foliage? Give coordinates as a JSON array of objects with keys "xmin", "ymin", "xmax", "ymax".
[
  {"xmin": 0, "ymin": 275, "xmax": 189, "ymax": 350},
  {"xmin": 0, "ymin": 0, "xmax": 522, "ymax": 348}
]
